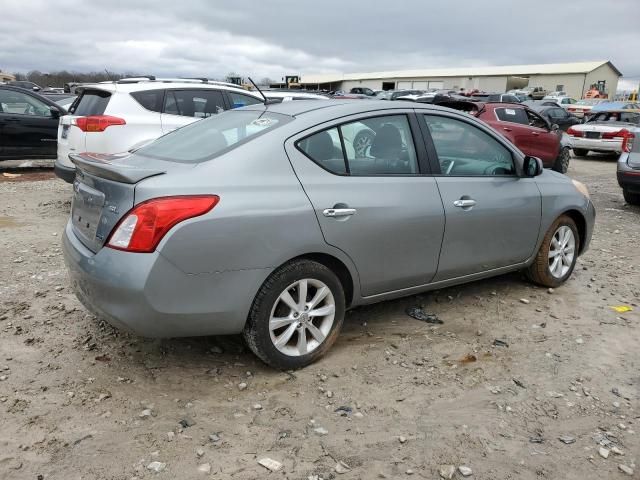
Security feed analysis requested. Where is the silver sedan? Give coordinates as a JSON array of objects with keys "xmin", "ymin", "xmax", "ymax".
[{"xmin": 63, "ymin": 100, "xmax": 595, "ymax": 369}]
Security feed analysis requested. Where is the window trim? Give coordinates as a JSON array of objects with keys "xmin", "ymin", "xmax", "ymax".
[
  {"xmin": 294, "ymin": 111, "xmax": 430, "ymax": 177},
  {"xmin": 419, "ymin": 112, "xmax": 522, "ymax": 177}
]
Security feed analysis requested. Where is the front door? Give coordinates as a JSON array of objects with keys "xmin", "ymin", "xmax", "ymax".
[
  {"xmin": 421, "ymin": 113, "xmax": 541, "ymax": 280},
  {"xmin": 286, "ymin": 112, "xmax": 445, "ymax": 297},
  {"xmin": 0, "ymin": 88, "xmax": 58, "ymax": 159}
]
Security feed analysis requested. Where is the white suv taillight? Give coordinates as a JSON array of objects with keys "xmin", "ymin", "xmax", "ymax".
[
  {"xmin": 107, "ymin": 196, "xmax": 219, "ymax": 253},
  {"xmin": 74, "ymin": 115, "xmax": 126, "ymax": 132}
]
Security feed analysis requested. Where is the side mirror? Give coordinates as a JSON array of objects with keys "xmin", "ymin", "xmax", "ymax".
[
  {"xmin": 33, "ymin": 86, "xmax": 41, "ymax": 91},
  {"xmin": 551, "ymin": 124, "xmax": 559, "ymax": 132},
  {"xmin": 523, "ymin": 156, "xmax": 543, "ymax": 177},
  {"xmin": 49, "ymin": 106, "xmax": 61, "ymax": 119}
]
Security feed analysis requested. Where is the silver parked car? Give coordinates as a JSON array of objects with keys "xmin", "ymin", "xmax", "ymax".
[{"xmin": 63, "ymin": 100, "xmax": 595, "ymax": 369}]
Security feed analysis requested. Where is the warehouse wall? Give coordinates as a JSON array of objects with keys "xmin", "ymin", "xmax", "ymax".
[
  {"xmin": 340, "ymin": 75, "xmax": 509, "ymax": 92},
  {"xmin": 584, "ymin": 64, "xmax": 619, "ymax": 98},
  {"xmin": 526, "ymin": 73, "xmax": 586, "ymax": 98}
]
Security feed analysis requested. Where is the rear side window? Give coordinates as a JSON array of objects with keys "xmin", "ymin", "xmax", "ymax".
[
  {"xmin": 228, "ymin": 91, "xmax": 262, "ymax": 108},
  {"xmin": 495, "ymin": 107, "xmax": 529, "ymax": 125},
  {"xmin": 135, "ymin": 110, "xmax": 289, "ymax": 163},
  {"xmin": 131, "ymin": 90, "xmax": 164, "ymax": 113},
  {"xmin": 71, "ymin": 90, "xmax": 111, "ymax": 115},
  {"xmin": 297, "ymin": 115, "xmax": 419, "ymax": 175},
  {"xmin": 163, "ymin": 90, "xmax": 226, "ymax": 118}
]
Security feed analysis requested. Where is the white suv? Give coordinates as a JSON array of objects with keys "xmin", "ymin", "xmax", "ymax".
[{"xmin": 54, "ymin": 78, "xmax": 263, "ymax": 182}]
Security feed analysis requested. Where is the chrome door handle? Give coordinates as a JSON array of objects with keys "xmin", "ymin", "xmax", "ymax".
[
  {"xmin": 453, "ymin": 199, "xmax": 476, "ymax": 208},
  {"xmin": 503, "ymin": 127, "xmax": 512, "ymax": 132},
  {"xmin": 323, "ymin": 208, "xmax": 357, "ymax": 217}
]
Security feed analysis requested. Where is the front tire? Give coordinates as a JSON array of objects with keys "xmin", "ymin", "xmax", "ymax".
[
  {"xmin": 525, "ymin": 215, "xmax": 579, "ymax": 287},
  {"xmin": 623, "ymin": 188, "xmax": 640, "ymax": 205},
  {"xmin": 243, "ymin": 260, "xmax": 345, "ymax": 370},
  {"xmin": 553, "ymin": 147, "xmax": 571, "ymax": 173},
  {"xmin": 572, "ymin": 148, "xmax": 589, "ymax": 157}
]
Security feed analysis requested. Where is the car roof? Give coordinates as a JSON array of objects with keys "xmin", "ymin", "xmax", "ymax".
[
  {"xmin": 244, "ymin": 99, "xmax": 489, "ymax": 118},
  {"xmin": 73, "ymin": 80, "xmax": 262, "ymax": 97}
]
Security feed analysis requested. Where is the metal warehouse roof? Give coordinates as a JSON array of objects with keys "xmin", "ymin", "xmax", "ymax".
[{"xmin": 301, "ymin": 61, "xmax": 621, "ymax": 84}]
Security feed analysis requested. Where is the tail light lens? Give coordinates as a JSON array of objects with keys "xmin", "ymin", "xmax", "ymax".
[
  {"xmin": 107, "ymin": 196, "xmax": 219, "ymax": 253},
  {"xmin": 601, "ymin": 129, "xmax": 635, "ymax": 152},
  {"xmin": 567, "ymin": 127, "xmax": 583, "ymax": 137},
  {"xmin": 75, "ymin": 115, "xmax": 126, "ymax": 132}
]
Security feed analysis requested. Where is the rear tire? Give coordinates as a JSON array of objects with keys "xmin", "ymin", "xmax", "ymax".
[
  {"xmin": 553, "ymin": 147, "xmax": 571, "ymax": 173},
  {"xmin": 572, "ymin": 148, "xmax": 589, "ymax": 157},
  {"xmin": 243, "ymin": 260, "xmax": 345, "ymax": 370},
  {"xmin": 525, "ymin": 215, "xmax": 579, "ymax": 288},
  {"xmin": 623, "ymin": 188, "xmax": 640, "ymax": 205}
]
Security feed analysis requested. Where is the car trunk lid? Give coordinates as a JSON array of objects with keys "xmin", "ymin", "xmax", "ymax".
[{"xmin": 69, "ymin": 152, "xmax": 179, "ymax": 253}]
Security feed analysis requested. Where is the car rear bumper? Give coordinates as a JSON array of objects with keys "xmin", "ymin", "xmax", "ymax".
[
  {"xmin": 54, "ymin": 160, "xmax": 76, "ymax": 183},
  {"xmin": 62, "ymin": 220, "xmax": 270, "ymax": 338},
  {"xmin": 617, "ymin": 153, "xmax": 640, "ymax": 193},
  {"xmin": 570, "ymin": 137, "xmax": 623, "ymax": 153}
]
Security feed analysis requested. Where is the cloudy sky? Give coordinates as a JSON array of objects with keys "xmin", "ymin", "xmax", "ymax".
[{"xmin": 1, "ymin": 0, "xmax": 639, "ymax": 91}]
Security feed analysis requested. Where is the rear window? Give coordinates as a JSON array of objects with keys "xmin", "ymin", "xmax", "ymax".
[
  {"xmin": 70, "ymin": 90, "xmax": 111, "ymax": 115},
  {"xmin": 589, "ymin": 112, "xmax": 640, "ymax": 124},
  {"xmin": 135, "ymin": 110, "xmax": 290, "ymax": 163}
]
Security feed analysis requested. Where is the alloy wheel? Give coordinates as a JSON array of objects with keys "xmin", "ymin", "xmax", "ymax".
[
  {"xmin": 548, "ymin": 225, "xmax": 575, "ymax": 278},
  {"xmin": 269, "ymin": 279, "xmax": 335, "ymax": 357}
]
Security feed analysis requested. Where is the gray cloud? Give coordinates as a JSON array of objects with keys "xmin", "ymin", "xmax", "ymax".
[{"xmin": 1, "ymin": 0, "xmax": 638, "ymax": 90}]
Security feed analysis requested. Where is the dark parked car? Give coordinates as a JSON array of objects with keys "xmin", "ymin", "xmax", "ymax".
[
  {"xmin": 7, "ymin": 80, "xmax": 42, "ymax": 91},
  {"xmin": 0, "ymin": 85, "xmax": 66, "ymax": 160},
  {"xmin": 617, "ymin": 121, "xmax": 640, "ymax": 205},
  {"xmin": 531, "ymin": 105, "xmax": 581, "ymax": 132},
  {"xmin": 349, "ymin": 87, "xmax": 376, "ymax": 96}
]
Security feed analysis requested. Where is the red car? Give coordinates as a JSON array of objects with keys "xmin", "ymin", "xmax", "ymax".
[{"xmin": 438, "ymin": 101, "xmax": 570, "ymax": 173}]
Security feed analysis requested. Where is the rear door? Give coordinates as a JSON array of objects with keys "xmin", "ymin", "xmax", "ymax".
[
  {"xmin": 59, "ymin": 88, "xmax": 112, "ymax": 159},
  {"xmin": 420, "ymin": 113, "xmax": 541, "ymax": 280},
  {"xmin": 160, "ymin": 89, "xmax": 226, "ymax": 134},
  {"xmin": 0, "ymin": 88, "xmax": 58, "ymax": 159},
  {"xmin": 286, "ymin": 111, "xmax": 445, "ymax": 297}
]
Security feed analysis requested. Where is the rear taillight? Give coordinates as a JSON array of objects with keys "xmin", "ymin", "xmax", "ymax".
[
  {"xmin": 567, "ymin": 127, "xmax": 583, "ymax": 137},
  {"xmin": 75, "ymin": 115, "xmax": 126, "ymax": 132},
  {"xmin": 601, "ymin": 129, "xmax": 635, "ymax": 151},
  {"xmin": 107, "ymin": 196, "xmax": 219, "ymax": 253}
]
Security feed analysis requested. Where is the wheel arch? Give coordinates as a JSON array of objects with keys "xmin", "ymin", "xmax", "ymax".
[
  {"xmin": 285, "ymin": 253, "xmax": 356, "ymax": 307},
  {"xmin": 561, "ymin": 209, "xmax": 587, "ymax": 254}
]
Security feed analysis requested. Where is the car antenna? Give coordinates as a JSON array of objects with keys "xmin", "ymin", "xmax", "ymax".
[
  {"xmin": 104, "ymin": 68, "xmax": 114, "ymax": 82},
  {"xmin": 247, "ymin": 77, "xmax": 273, "ymax": 105}
]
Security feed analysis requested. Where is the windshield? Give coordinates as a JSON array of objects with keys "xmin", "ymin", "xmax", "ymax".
[{"xmin": 136, "ymin": 109, "xmax": 290, "ymax": 163}]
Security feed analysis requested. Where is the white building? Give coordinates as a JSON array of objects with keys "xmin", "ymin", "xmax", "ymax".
[{"xmin": 300, "ymin": 61, "xmax": 621, "ymax": 99}]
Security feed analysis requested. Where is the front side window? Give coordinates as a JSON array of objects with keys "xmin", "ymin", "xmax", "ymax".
[
  {"xmin": 297, "ymin": 115, "xmax": 419, "ymax": 175},
  {"xmin": 136, "ymin": 110, "xmax": 288, "ymax": 163},
  {"xmin": 0, "ymin": 90, "xmax": 51, "ymax": 116},
  {"xmin": 525, "ymin": 109, "xmax": 549, "ymax": 129},
  {"xmin": 424, "ymin": 115, "xmax": 515, "ymax": 176},
  {"xmin": 163, "ymin": 90, "xmax": 225, "ymax": 118},
  {"xmin": 495, "ymin": 107, "xmax": 529, "ymax": 125}
]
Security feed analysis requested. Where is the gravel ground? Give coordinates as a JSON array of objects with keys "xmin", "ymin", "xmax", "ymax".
[{"xmin": 0, "ymin": 156, "xmax": 638, "ymax": 480}]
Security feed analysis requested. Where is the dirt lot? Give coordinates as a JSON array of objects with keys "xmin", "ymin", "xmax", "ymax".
[{"xmin": 0, "ymin": 157, "xmax": 638, "ymax": 480}]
